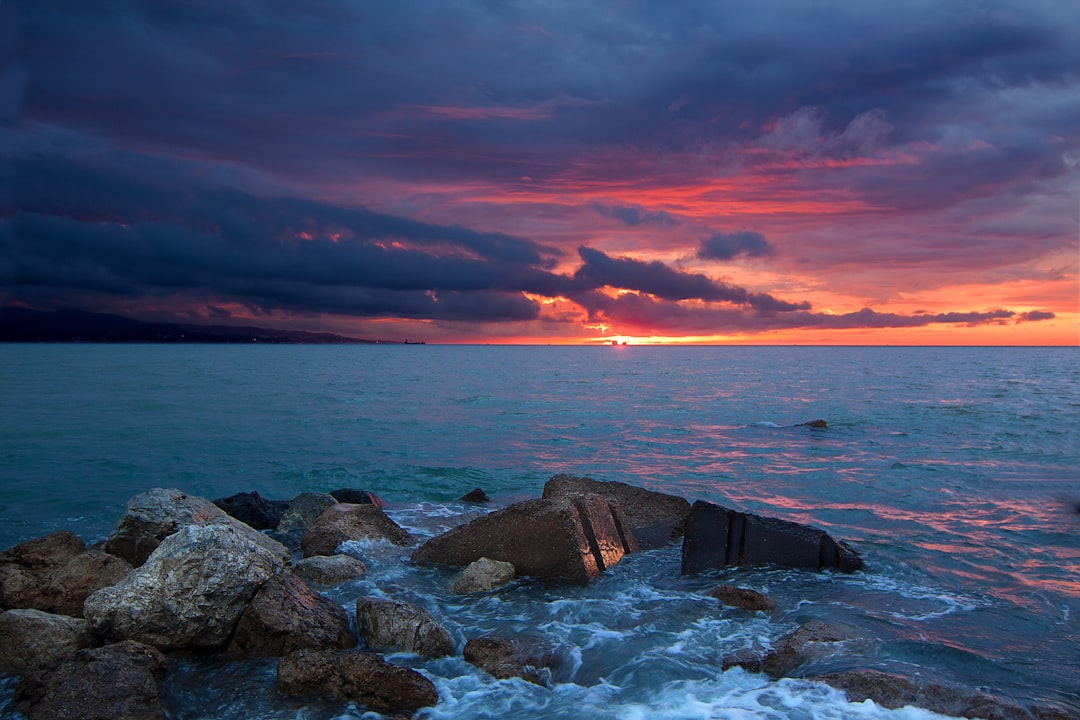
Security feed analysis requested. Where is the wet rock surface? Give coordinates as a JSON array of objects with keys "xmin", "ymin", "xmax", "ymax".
[
  {"xmin": 463, "ymin": 634, "xmax": 559, "ymax": 686},
  {"xmin": 0, "ymin": 608, "xmax": 96, "ymax": 674},
  {"xmin": 301, "ymin": 503, "xmax": 410, "ymax": 557},
  {"xmin": 722, "ymin": 619, "xmax": 858, "ymax": 677},
  {"xmin": 355, "ymin": 597, "xmax": 453, "ymax": 658},
  {"xmin": 706, "ymin": 584, "xmax": 775, "ymax": 612},
  {"xmin": 681, "ymin": 500, "xmax": 863, "ymax": 574},
  {"xmin": 451, "ymin": 557, "xmax": 515, "ymax": 594},
  {"xmin": 277, "ymin": 648, "xmax": 439, "ymax": 713},
  {"xmin": 292, "ymin": 554, "xmax": 368, "ymax": 586},
  {"xmin": 228, "ymin": 573, "xmax": 356, "ymax": 656}
]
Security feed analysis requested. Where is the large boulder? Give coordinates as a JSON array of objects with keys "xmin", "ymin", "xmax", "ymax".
[
  {"xmin": 0, "ymin": 532, "xmax": 131, "ymax": 617},
  {"xmin": 681, "ymin": 500, "xmax": 863, "ymax": 574},
  {"xmin": 84, "ymin": 523, "xmax": 284, "ymax": 650},
  {"xmin": 463, "ymin": 635, "xmax": 559, "ymax": 686},
  {"xmin": 292, "ymin": 554, "xmax": 368, "ymax": 586},
  {"xmin": 0, "ymin": 609, "xmax": 96, "ymax": 674},
  {"xmin": 213, "ymin": 490, "xmax": 289, "ymax": 530},
  {"xmin": 355, "ymin": 597, "xmax": 453, "ymax": 658},
  {"xmin": 276, "ymin": 492, "xmax": 338, "ymax": 536},
  {"xmin": 300, "ymin": 503, "xmax": 410, "ymax": 557},
  {"xmin": 14, "ymin": 640, "xmax": 167, "ymax": 720},
  {"xmin": 229, "ymin": 573, "xmax": 355, "ymax": 656},
  {"xmin": 451, "ymin": 557, "xmax": 515, "ymax": 595},
  {"xmin": 411, "ymin": 494, "xmax": 638, "ymax": 584},
  {"xmin": 277, "ymin": 648, "xmax": 439, "ymax": 713},
  {"xmin": 543, "ymin": 475, "xmax": 691, "ymax": 549},
  {"xmin": 103, "ymin": 487, "xmax": 290, "ymax": 567}
]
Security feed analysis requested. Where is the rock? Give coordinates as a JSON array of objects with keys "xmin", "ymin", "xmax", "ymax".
[
  {"xmin": 292, "ymin": 554, "xmax": 368, "ymax": 586},
  {"xmin": 681, "ymin": 500, "xmax": 863, "ymax": 574},
  {"xmin": 411, "ymin": 494, "xmax": 638, "ymax": 584},
  {"xmin": 451, "ymin": 557, "xmax": 515, "ymax": 594},
  {"xmin": 0, "ymin": 533, "xmax": 131, "ymax": 617},
  {"xmin": 213, "ymin": 490, "xmax": 289, "ymax": 530},
  {"xmin": 229, "ymin": 573, "xmax": 355, "ymax": 656},
  {"xmin": 795, "ymin": 419, "xmax": 828, "ymax": 429},
  {"xmin": 355, "ymin": 597, "xmax": 453, "ymax": 658},
  {"xmin": 276, "ymin": 492, "xmax": 338, "ymax": 536},
  {"xmin": 815, "ymin": 669, "xmax": 1064, "ymax": 720},
  {"xmin": 723, "ymin": 619, "xmax": 856, "ymax": 677},
  {"xmin": 329, "ymin": 488, "xmax": 385, "ymax": 509},
  {"xmin": 543, "ymin": 475, "xmax": 691, "ymax": 549},
  {"xmin": 84, "ymin": 523, "xmax": 284, "ymax": 650},
  {"xmin": 300, "ymin": 503, "xmax": 410, "ymax": 557},
  {"xmin": 0, "ymin": 609, "xmax": 95, "ymax": 674},
  {"xmin": 103, "ymin": 487, "xmax": 290, "ymax": 567},
  {"xmin": 706, "ymin": 585, "xmax": 775, "ymax": 612},
  {"xmin": 14, "ymin": 640, "xmax": 167, "ymax": 720},
  {"xmin": 459, "ymin": 487, "xmax": 491, "ymax": 502},
  {"xmin": 463, "ymin": 635, "xmax": 558, "ymax": 686},
  {"xmin": 277, "ymin": 648, "xmax": 438, "ymax": 713}
]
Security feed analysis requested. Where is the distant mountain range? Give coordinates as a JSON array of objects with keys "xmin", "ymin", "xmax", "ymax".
[{"xmin": 0, "ymin": 307, "xmax": 420, "ymax": 344}]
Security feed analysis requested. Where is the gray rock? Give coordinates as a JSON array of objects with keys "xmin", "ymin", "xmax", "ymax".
[
  {"xmin": 277, "ymin": 648, "xmax": 439, "ymax": 713},
  {"xmin": 300, "ymin": 503, "xmax": 410, "ymax": 557},
  {"xmin": 681, "ymin": 500, "xmax": 862, "ymax": 574},
  {"xmin": 292, "ymin": 554, "xmax": 368, "ymax": 586},
  {"xmin": 543, "ymin": 474, "xmax": 692, "ymax": 549},
  {"xmin": 0, "ymin": 608, "xmax": 95, "ymax": 674},
  {"xmin": 276, "ymin": 492, "xmax": 338, "ymax": 536},
  {"xmin": 84, "ymin": 523, "xmax": 284, "ymax": 650},
  {"xmin": 451, "ymin": 557, "xmax": 516, "ymax": 594},
  {"xmin": 14, "ymin": 640, "xmax": 167, "ymax": 720},
  {"xmin": 229, "ymin": 573, "xmax": 356, "ymax": 656},
  {"xmin": 103, "ymin": 487, "xmax": 290, "ymax": 567},
  {"xmin": 355, "ymin": 597, "xmax": 453, "ymax": 658},
  {"xmin": 411, "ymin": 494, "xmax": 638, "ymax": 584},
  {"xmin": 706, "ymin": 585, "xmax": 775, "ymax": 612}
]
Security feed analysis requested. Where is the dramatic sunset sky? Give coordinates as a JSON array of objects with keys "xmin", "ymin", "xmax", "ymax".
[{"xmin": 2, "ymin": 1, "xmax": 1078, "ymax": 344}]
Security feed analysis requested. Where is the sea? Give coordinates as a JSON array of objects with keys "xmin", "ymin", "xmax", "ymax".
[{"xmin": 0, "ymin": 344, "xmax": 1077, "ymax": 719}]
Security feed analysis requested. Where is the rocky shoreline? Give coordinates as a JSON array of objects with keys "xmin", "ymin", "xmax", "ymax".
[{"xmin": 0, "ymin": 476, "xmax": 1074, "ymax": 720}]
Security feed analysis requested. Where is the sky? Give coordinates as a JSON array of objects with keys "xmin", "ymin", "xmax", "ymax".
[{"xmin": 2, "ymin": 0, "xmax": 1078, "ymax": 345}]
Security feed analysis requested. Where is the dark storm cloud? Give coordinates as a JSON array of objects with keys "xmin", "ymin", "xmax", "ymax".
[
  {"xmin": 592, "ymin": 203, "xmax": 679, "ymax": 228},
  {"xmin": 697, "ymin": 231, "xmax": 774, "ymax": 261}
]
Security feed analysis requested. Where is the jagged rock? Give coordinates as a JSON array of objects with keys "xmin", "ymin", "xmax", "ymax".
[
  {"xmin": 102, "ymin": 487, "xmax": 290, "ymax": 567},
  {"xmin": 229, "ymin": 573, "xmax": 355, "ymax": 656},
  {"xmin": 277, "ymin": 648, "xmax": 438, "ymax": 713},
  {"xmin": 459, "ymin": 487, "xmax": 491, "ymax": 502},
  {"xmin": 84, "ymin": 523, "xmax": 284, "ymax": 650},
  {"xmin": 355, "ymin": 597, "xmax": 453, "ymax": 658},
  {"xmin": 277, "ymin": 492, "xmax": 338, "ymax": 536},
  {"xmin": 815, "ymin": 669, "xmax": 1074, "ymax": 720},
  {"xmin": 0, "ymin": 533, "xmax": 131, "ymax": 617},
  {"xmin": 723, "ymin": 619, "xmax": 857, "ymax": 677},
  {"xmin": 301, "ymin": 503, "xmax": 410, "ymax": 557},
  {"xmin": 681, "ymin": 500, "xmax": 863, "ymax": 574},
  {"xmin": 463, "ymin": 635, "xmax": 558, "ymax": 686},
  {"xmin": 14, "ymin": 640, "xmax": 167, "ymax": 720},
  {"xmin": 329, "ymin": 488, "xmax": 383, "ymax": 507},
  {"xmin": 0, "ymin": 609, "xmax": 96, "ymax": 674},
  {"xmin": 292, "ymin": 554, "xmax": 368, "ymax": 586},
  {"xmin": 411, "ymin": 494, "xmax": 638, "ymax": 584},
  {"xmin": 707, "ymin": 585, "xmax": 775, "ymax": 612},
  {"xmin": 451, "ymin": 557, "xmax": 515, "ymax": 594},
  {"xmin": 213, "ymin": 490, "xmax": 289, "ymax": 530},
  {"xmin": 543, "ymin": 475, "xmax": 692, "ymax": 549}
]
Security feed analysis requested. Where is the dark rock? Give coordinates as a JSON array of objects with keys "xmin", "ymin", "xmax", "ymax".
[
  {"xmin": 451, "ymin": 557, "xmax": 515, "ymax": 594},
  {"xmin": 292, "ymin": 554, "xmax": 368, "ymax": 586},
  {"xmin": 277, "ymin": 648, "xmax": 438, "ymax": 713},
  {"xmin": 459, "ymin": 487, "xmax": 491, "ymax": 503},
  {"xmin": 795, "ymin": 419, "xmax": 828, "ymax": 429},
  {"xmin": 723, "ymin": 619, "xmax": 856, "ymax": 677},
  {"xmin": 213, "ymin": 491, "xmax": 289, "ymax": 530},
  {"xmin": 0, "ymin": 533, "xmax": 131, "ymax": 617},
  {"xmin": 681, "ymin": 500, "xmax": 862, "ymax": 574},
  {"xmin": 463, "ymin": 635, "xmax": 558, "ymax": 686},
  {"xmin": 276, "ymin": 492, "xmax": 338, "ymax": 537},
  {"xmin": 229, "ymin": 573, "xmax": 356, "ymax": 656},
  {"xmin": 355, "ymin": 597, "xmax": 453, "ymax": 658},
  {"xmin": 14, "ymin": 640, "xmax": 167, "ymax": 720},
  {"xmin": 815, "ymin": 669, "xmax": 1071, "ymax": 720},
  {"xmin": 301, "ymin": 503, "xmax": 410, "ymax": 557},
  {"xmin": 329, "ymin": 488, "xmax": 384, "ymax": 508},
  {"xmin": 411, "ymin": 494, "xmax": 638, "ymax": 584},
  {"xmin": 706, "ymin": 585, "xmax": 775, "ymax": 612},
  {"xmin": 543, "ymin": 474, "xmax": 691, "ymax": 549},
  {"xmin": 0, "ymin": 609, "xmax": 96, "ymax": 674},
  {"xmin": 84, "ymin": 523, "xmax": 285, "ymax": 650}
]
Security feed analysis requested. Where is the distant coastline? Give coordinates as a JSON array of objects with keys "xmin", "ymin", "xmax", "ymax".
[{"xmin": 0, "ymin": 307, "xmax": 422, "ymax": 345}]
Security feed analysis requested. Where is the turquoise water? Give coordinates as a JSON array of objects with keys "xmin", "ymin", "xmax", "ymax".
[{"xmin": 1, "ymin": 345, "xmax": 1078, "ymax": 718}]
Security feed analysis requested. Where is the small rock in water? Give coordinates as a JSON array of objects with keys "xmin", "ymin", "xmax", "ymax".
[
  {"xmin": 463, "ymin": 635, "xmax": 559, "ymax": 686},
  {"xmin": 277, "ymin": 648, "xmax": 438, "ymax": 713},
  {"xmin": 459, "ymin": 487, "xmax": 491, "ymax": 503},
  {"xmin": 451, "ymin": 557, "xmax": 515, "ymax": 594},
  {"xmin": 300, "ymin": 503, "xmax": 410, "ymax": 558},
  {"xmin": 355, "ymin": 597, "xmax": 453, "ymax": 658},
  {"xmin": 795, "ymin": 419, "xmax": 828, "ymax": 429},
  {"xmin": 706, "ymin": 585, "xmax": 775, "ymax": 612},
  {"xmin": 292, "ymin": 554, "xmax": 368, "ymax": 586},
  {"xmin": 329, "ymin": 488, "xmax": 385, "ymax": 509}
]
